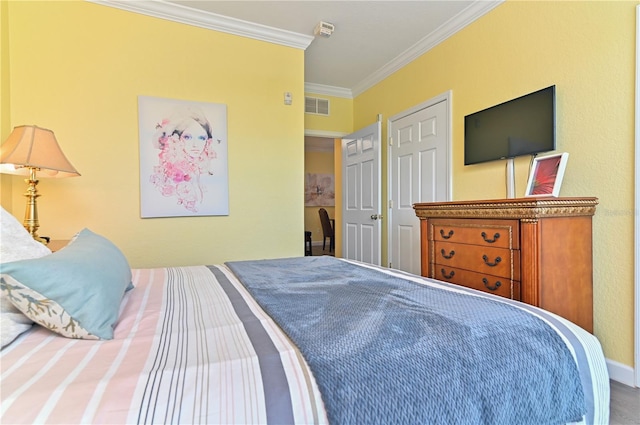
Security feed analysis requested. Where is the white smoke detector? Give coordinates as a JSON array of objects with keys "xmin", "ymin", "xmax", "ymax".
[{"xmin": 314, "ymin": 21, "xmax": 334, "ymax": 38}]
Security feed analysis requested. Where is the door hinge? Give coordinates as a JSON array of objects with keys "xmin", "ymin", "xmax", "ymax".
[
  {"xmin": 389, "ymin": 137, "xmax": 393, "ymax": 146},
  {"xmin": 389, "ymin": 200, "xmax": 394, "ymax": 209}
]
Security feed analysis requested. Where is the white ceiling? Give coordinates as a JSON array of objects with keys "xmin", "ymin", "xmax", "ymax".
[{"xmin": 93, "ymin": 0, "xmax": 502, "ymax": 97}]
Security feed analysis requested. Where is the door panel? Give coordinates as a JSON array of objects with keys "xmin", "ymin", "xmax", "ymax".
[
  {"xmin": 396, "ymin": 224, "xmax": 415, "ymax": 272},
  {"xmin": 398, "ymin": 154, "xmax": 413, "ymax": 208},
  {"xmin": 345, "ymin": 161, "xmax": 358, "ymax": 209},
  {"xmin": 361, "ymin": 159, "xmax": 375, "ymax": 209},
  {"xmin": 360, "ymin": 223, "xmax": 375, "ymax": 264},
  {"xmin": 419, "ymin": 148, "xmax": 437, "ymax": 201},
  {"xmin": 345, "ymin": 222, "xmax": 358, "ymax": 260}
]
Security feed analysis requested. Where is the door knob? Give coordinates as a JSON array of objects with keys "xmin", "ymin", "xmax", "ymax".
[{"xmin": 370, "ymin": 214, "xmax": 383, "ymax": 220}]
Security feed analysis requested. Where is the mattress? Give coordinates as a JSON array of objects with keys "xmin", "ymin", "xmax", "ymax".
[{"xmin": 0, "ymin": 257, "xmax": 610, "ymax": 424}]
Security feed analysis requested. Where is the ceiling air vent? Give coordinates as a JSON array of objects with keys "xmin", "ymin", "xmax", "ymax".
[{"xmin": 305, "ymin": 96, "xmax": 329, "ymax": 116}]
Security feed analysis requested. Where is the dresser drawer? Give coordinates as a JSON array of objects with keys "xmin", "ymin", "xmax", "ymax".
[
  {"xmin": 433, "ymin": 241, "xmax": 520, "ymax": 279},
  {"xmin": 433, "ymin": 265, "xmax": 521, "ymax": 300},
  {"xmin": 431, "ymin": 219, "xmax": 520, "ymax": 249}
]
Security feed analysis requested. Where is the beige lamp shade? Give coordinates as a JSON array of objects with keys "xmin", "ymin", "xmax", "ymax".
[{"xmin": 0, "ymin": 125, "xmax": 80, "ymax": 177}]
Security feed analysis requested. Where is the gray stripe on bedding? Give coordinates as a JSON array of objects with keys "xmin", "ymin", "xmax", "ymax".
[
  {"xmin": 138, "ymin": 268, "xmax": 194, "ymax": 424},
  {"xmin": 208, "ymin": 266, "xmax": 295, "ymax": 425},
  {"xmin": 136, "ymin": 267, "xmax": 295, "ymax": 424},
  {"xmin": 377, "ymin": 265, "xmax": 598, "ymax": 425}
]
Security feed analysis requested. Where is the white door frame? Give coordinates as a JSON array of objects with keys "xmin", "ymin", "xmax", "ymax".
[
  {"xmin": 386, "ymin": 91, "xmax": 453, "ymax": 266},
  {"xmin": 305, "ymin": 130, "xmax": 348, "ymax": 139},
  {"xmin": 633, "ymin": 4, "xmax": 640, "ymax": 388}
]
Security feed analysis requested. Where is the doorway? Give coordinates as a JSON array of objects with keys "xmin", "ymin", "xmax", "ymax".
[{"xmin": 304, "ymin": 136, "xmax": 336, "ymax": 256}]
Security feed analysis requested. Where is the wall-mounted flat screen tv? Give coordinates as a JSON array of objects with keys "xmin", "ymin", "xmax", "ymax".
[{"xmin": 464, "ymin": 85, "xmax": 556, "ymax": 165}]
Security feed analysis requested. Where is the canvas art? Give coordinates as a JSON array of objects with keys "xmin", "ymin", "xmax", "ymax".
[
  {"xmin": 138, "ymin": 96, "xmax": 228, "ymax": 217},
  {"xmin": 305, "ymin": 173, "xmax": 335, "ymax": 206}
]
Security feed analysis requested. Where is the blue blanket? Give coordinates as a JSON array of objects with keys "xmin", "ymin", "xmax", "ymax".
[{"xmin": 226, "ymin": 256, "xmax": 585, "ymax": 425}]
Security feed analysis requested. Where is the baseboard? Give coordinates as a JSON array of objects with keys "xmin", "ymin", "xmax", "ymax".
[{"xmin": 607, "ymin": 358, "xmax": 637, "ymax": 387}]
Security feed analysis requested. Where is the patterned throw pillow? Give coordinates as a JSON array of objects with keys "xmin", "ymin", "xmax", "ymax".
[{"xmin": 0, "ymin": 228, "xmax": 132, "ymax": 340}]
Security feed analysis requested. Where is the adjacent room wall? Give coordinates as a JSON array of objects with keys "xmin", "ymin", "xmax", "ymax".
[
  {"xmin": 3, "ymin": 1, "xmax": 305, "ymax": 268},
  {"xmin": 304, "ymin": 147, "xmax": 335, "ymax": 249},
  {"xmin": 354, "ymin": 1, "xmax": 635, "ymax": 371}
]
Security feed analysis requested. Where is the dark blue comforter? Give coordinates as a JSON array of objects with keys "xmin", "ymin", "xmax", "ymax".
[{"xmin": 226, "ymin": 256, "xmax": 585, "ymax": 425}]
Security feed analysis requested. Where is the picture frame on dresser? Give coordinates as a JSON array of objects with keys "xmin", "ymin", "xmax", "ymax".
[{"xmin": 525, "ymin": 152, "xmax": 569, "ymax": 197}]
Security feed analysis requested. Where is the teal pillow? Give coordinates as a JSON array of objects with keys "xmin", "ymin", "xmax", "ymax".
[{"xmin": 0, "ymin": 228, "xmax": 132, "ymax": 340}]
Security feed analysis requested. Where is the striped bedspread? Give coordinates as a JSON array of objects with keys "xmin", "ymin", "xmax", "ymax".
[
  {"xmin": 0, "ymin": 259, "xmax": 610, "ymax": 424},
  {"xmin": 1, "ymin": 266, "xmax": 327, "ymax": 424}
]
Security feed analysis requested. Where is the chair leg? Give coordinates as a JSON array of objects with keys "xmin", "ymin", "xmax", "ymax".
[
  {"xmin": 305, "ymin": 231, "xmax": 312, "ymax": 256},
  {"xmin": 330, "ymin": 236, "xmax": 334, "ymax": 252},
  {"xmin": 323, "ymin": 238, "xmax": 326, "ymax": 251}
]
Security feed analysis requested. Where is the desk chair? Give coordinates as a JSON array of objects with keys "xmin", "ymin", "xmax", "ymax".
[{"xmin": 318, "ymin": 208, "xmax": 335, "ymax": 252}]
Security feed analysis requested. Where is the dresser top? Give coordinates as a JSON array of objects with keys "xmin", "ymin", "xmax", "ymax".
[{"xmin": 414, "ymin": 197, "xmax": 598, "ymax": 220}]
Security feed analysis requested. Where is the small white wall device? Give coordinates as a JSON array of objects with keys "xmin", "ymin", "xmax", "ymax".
[{"xmin": 314, "ymin": 21, "xmax": 335, "ymax": 38}]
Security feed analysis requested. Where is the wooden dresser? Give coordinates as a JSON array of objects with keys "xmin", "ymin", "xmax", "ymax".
[{"xmin": 413, "ymin": 197, "xmax": 598, "ymax": 332}]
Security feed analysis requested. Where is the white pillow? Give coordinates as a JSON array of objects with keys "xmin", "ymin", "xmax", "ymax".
[
  {"xmin": 1, "ymin": 206, "xmax": 51, "ymax": 262},
  {"xmin": 1, "ymin": 206, "xmax": 52, "ymax": 348}
]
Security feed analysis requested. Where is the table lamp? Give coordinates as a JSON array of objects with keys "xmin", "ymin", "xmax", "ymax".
[{"xmin": 0, "ymin": 125, "xmax": 80, "ymax": 243}]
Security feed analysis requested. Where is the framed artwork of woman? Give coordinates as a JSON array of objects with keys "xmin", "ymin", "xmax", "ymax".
[{"xmin": 138, "ymin": 96, "xmax": 228, "ymax": 217}]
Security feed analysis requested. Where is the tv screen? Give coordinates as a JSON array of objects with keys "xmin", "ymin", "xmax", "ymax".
[{"xmin": 464, "ymin": 85, "xmax": 556, "ymax": 165}]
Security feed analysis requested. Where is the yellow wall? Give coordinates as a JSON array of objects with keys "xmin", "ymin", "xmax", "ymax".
[
  {"xmin": 0, "ymin": 0, "xmax": 12, "ymax": 206},
  {"xmin": 354, "ymin": 1, "xmax": 635, "ymax": 366},
  {"xmin": 304, "ymin": 93, "xmax": 353, "ymax": 134},
  {"xmin": 2, "ymin": 0, "xmax": 305, "ymax": 268}
]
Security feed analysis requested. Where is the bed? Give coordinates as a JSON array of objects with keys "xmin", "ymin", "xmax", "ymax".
[{"xmin": 0, "ymin": 212, "xmax": 610, "ymax": 424}]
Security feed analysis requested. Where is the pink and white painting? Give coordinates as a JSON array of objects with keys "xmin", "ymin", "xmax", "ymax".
[{"xmin": 138, "ymin": 96, "xmax": 228, "ymax": 217}]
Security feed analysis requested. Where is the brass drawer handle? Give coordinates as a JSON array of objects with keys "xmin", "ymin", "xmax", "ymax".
[
  {"xmin": 481, "ymin": 232, "xmax": 500, "ymax": 243},
  {"xmin": 440, "ymin": 268, "xmax": 455, "ymax": 279},
  {"xmin": 482, "ymin": 278, "xmax": 502, "ymax": 291},
  {"xmin": 482, "ymin": 255, "xmax": 502, "ymax": 267},
  {"xmin": 440, "ymin": 229, "xmax": 454, "ymax": 239},
  {"xmin": 440, "ymin": 249, "xmax": 455, "ymax": 259}
]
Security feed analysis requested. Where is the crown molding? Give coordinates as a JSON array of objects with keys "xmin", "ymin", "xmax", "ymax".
[
  {"xmin": 351, "ymin": 0, "xmax": 504, "ymax": 97},
  {"xmin": 304, "ymin": 83, "xmax": 353, "ymax": 99},
  {"xmin": 87, "ymin": 0, "xmax": 314, "ymax": 50},
  {"xmin": 88, "ymin": 0, "xmax": 501, "ymax": 98}
]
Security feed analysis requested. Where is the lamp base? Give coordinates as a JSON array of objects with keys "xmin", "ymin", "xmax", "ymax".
[
  {"xmin": 23, "ymin": 167, "xmax": 44, "ymax": 243},
  {"xmin": 31, "ymin": 235, "xmax": 49, "ymax": 245}
]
